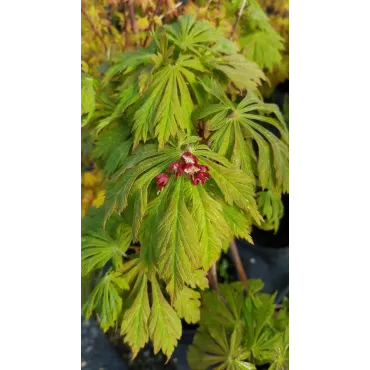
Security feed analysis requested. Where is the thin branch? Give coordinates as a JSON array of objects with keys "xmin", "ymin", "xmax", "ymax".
[
  {"xmin": 127, "ymin": 0, "xmax": 137, "ymax": 44},
  {"xmin": 81, "ymin": 2, "xmax": 107, "ymax": 52},
  {"xmin": 230, "ymin": 0, "xmax": 248, "ymax": 40},
  {"xmin": 143, "ymin": 0, "xmax": 165, "ymax": 47},
  {"xmin": 207, "ymin": 262, "xmax": 219, "ymax": 292},
  {"xmin": 121, "ymin": 1, "xmax": 129, "ymax": 42},
  {"xmin": 229, "ymin": 239, "xmax": 248, "ymax": 290}
]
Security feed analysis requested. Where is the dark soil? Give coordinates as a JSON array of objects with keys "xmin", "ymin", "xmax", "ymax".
[{"xmin": 81, "ymin": 314, "xmax": 127, "ymax": 370}]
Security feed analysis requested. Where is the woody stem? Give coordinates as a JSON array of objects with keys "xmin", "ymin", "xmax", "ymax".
[
  {"xmin": 128, "ymin": 0, "xmax": 137, "ymax": 41},
  {"xmin": 229, "ymin": 238, "xmax": 248, "ymax": 290},
  {"xmin": 121, "ymin": 1, "xmax": 129, "ymax": 42},
  {"xmin": 207, "ymin": 262, "xmax": 219, "ymax": 292},
  {"xmin": 230, "ymin": 0, "xmax": 248, "ymax": 40}
]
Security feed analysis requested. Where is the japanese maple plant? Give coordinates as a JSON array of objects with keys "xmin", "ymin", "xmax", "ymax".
[{"xmin": 81, "ymin": 13, "xmax": 289, "ymax": 370}]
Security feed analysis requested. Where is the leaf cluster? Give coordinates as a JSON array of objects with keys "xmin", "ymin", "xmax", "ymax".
[
  {"xmin": 188, "ymin": 280, "xmax": 289, "ymax": 370},
  {"xmin": 81, "ymin": 14, "xmax": 288, "ymax": 362},
  {"xmin": 257, "ymin": 189, "xmax": 284, "ymax": 233}
]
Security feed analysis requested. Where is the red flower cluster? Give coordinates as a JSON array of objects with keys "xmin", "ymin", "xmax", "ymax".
[{"xmin": 155, "ymin": 151, "xmax": 211, "ymax": 190}]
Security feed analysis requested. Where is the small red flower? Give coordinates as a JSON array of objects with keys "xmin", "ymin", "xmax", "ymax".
[
  {"xmin": 183, "ymin": 163, "xmax": 201, "ymax": 176},
  {"xmin": 191, "ymin": 171, "xmax": 210, "ymax": 185},
  {"xmin": 155, "ymin": 173, "xmax": 169, "ymax": 190},
  {"xmin": 189, "ymin": 163, "xmax": 211, "ymax": 185},
  {"xmin": 168, "ymin": 161, "xmax": 184, "ymax": 176},
  {"xmin": 198, "ymin": 165, "xmax": 209, "ymax": 173},
  {"xmin": 191, "ymin": 176, "xmax": 202, "ymax": 186},
  {"xmin": 180, "ymin": 151, "xmax": 198, "ymax": 165}
]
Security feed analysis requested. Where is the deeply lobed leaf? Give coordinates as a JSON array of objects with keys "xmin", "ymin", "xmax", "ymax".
[
  {"xmin": 149, "ymin": 275, "xmax": 182, "ymax": 359},
  {"xmin": 120, "ymin": 273, "xmax": 150, "ymax": 358},
  {"xmin": 82, "ymin": 270, "xmax": 129, "ymax": 333},
  {"xmin": 81, "ymin": 230, "xmax": 132, "ymax": 276}
]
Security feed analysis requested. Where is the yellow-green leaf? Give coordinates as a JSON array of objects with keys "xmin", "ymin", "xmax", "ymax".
[
  {"xmin": 174, "ymin": 287, "xmax": 201, "ymax": 324},
  {"xmin": 121, "ymin": 274, "xmax": 150, "ymax": 358},
  {"xmin": 149, "ymin": 276, "xmax": 182, "ymax": 359}
]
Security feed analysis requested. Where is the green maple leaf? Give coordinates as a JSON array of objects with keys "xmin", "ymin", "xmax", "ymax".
[
  {"xmin": 190, "ymin": 184, "xmax": 231, "ymax": 270},
  {"xmin": 209, "ymin": 53, "xmax": 267, "ymax": 92},
  {"xmin": 245, "ymin": 293, "xmax": 276, "ymax": 336},
  {"xmin": 164, "ymin": 15, "xmax": 222, "ymax": 55},
  {"xmin": 131, "ymin": 185, "xmax": 149, "ymax": 241},
  {"xmin": 188, "ymin": 283, "xmax": 249, "ymax": 369},
  {"xmin": 132, "ymin": 53, "xmax": 200, "ymax": 149},
  {"xmin": 92, "ymin": 124, "xmax": 133, "ymax": 178},
  {"xmin": 188, "ymin": 280, "xmax": 289, "ymax": 369},
  {"xmin": 118, "ymin": 258, "xmax": 188, "ymax": 360},
  {"xmin": 211, "ymin": 37, "xmax": 239, "ymax": 55},
  {"xmin": 200, "ymin": 283, "xmax": 245, "ymax": 329},
  {"xmin": 81, "ymin": 206, "xmax": 124, "ymax": 237},
  {"xmin": 222, "ymin": 204, "xmax": 254, "ymax": 244},
  {"xmin": 243, "ymin": 290, "xmax": 284, "ymax": 366},
  {"xmin": 97, "ymin": 46, "xmax": 173, "ymax": 135},
  {"xmin": 164, "ymin": 16, "xmax": 266, "ymax": 92},
  {"xmin": 246, "ymin": 0, "xmax": 275, "ymax": 32},
  {"xmin": 240, "ymin": 30, "xmax": 284, "ymax": 72},
  {"xmin": 189, "ymin": 144, "xmax": 261, "ymax": 224},
  {"xmin": 92, "ymin": 124, "xmax": 130, "ymax": 161},
  {"xmin": 102, "ymin": 49, "xmax": 153, "ymax": 85},
  {"xmin": 174, "ymin": 287, "xmax": 201, "ymax": 324},
  {"xmin": 82, "ymin": 270, "xmax": 129, "ymax": 332},
  {"xmin": 187, "ymin": 269, "xmax": 209, "ymax": 290},
  {"xmin": 199, "ymin": 157, "xmax": 262, "ymax": 224},
  {"xmin": 138, "ymin": 196, "xmax": 163, "ymax": 273},
  {"xmin": 257, "ymin": 190, "xmax": 284, "ymax": 233},
  {"xmin": 138, "ymin": 174, "xmax": 202, "ymax": 303},
  {"xmin": 149, "ymin": 275, "xmax": 182, "ymax": 359},
  {"xmin": 156, "ymin": 176, "xmax": 200, "ymax": 302},
  {"xmin": 120, "ymin": 271, "xmax": 150, "ymax": 358},
  {"xmin": 118, "ymin": 257, "xmax": 143, "ymax": 286},
  {"xmin": 195, "ymin": 79, "xmax": 289, "ymax": 193},
  {"xmin": 81, "ymin": 228, "xmax": 132, "ymax": 276},
  {"xmin": 84, "ymin": 86, "xmax": 122, "ymax": 134},
  {"xmin": 274, "ymin": 300, "xmax": 289, "ymax": 333},
  {"xmin": 81, "ymin": 74, "xmax": 98, "ymax": 127},
  {"xmin": 102, "ymin": 139, "xmax": 133, "ymax": 178},
  {"xmin": 188, "ymin": 325, "xmax": 255, "ymax": 370},
  {"xmin": 102, "ymin": 143, "xmax": 180, "ymax": 227},
  {"xmin": 247, "ymin": 279, "xmax": 265, "ymax": 296},
  {"xmin": 94, "ymin": 78, "xmax": 141, "ymax": 134},
  {"xmin": 268, "ymin": 326, "xmax": 289, "ymax": 370}
]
